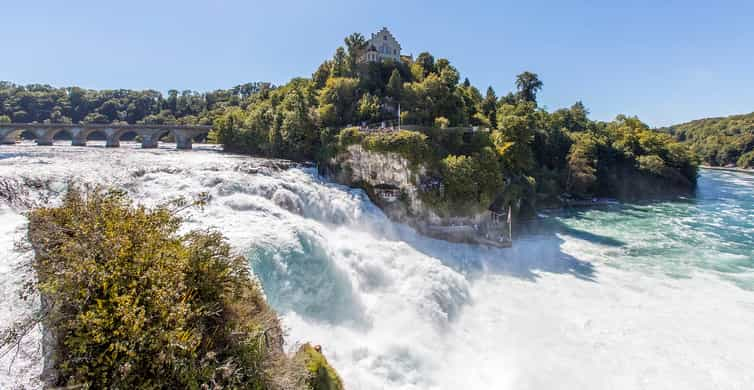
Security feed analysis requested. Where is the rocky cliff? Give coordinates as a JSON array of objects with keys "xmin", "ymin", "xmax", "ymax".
[{"xmin": 325, "ymin": 145, "xmax": 511, "ymax": 247}]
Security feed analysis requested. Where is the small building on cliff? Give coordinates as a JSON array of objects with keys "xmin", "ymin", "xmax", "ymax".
[{"xmin": 373, "ymin": 183, "xmax": 401, "ymax": 202}]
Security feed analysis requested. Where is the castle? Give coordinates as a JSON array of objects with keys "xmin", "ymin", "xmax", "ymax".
[{"xmin": 359, "ymin": 27, "xmax": 403, "ymax": 64}]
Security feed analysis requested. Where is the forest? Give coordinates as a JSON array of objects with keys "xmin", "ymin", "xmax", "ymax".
[
  {"xmin": 659, "ymin": 112, "xmax": 754, "ymax": 168},
  {"xmin": 0, "ymin": 81, "xmax": 272, "ymax": 126}
]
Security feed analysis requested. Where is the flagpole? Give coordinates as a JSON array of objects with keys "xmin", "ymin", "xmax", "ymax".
[
  {"xmin": 398, "ymin": 103, "xmax": 401, "ymax": 130},
  {"xmin": 508, "ymin": 206, "xmax": 512, "ymax": 242}
]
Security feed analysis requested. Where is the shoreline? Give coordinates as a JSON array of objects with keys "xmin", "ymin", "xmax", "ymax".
[{"xmin": 700, "ymin": 165, "xmax": 754, "ymax": 174}]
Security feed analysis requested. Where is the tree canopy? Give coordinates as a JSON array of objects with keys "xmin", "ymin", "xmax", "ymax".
[{"xmin": 660, "ymin": 111, "xmax": 754, "ymax": 168}]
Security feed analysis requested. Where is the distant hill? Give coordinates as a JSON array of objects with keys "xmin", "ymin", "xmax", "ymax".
[{"xmin": 659, "ymin": 111, "xmax": 754, "ymax": 168}]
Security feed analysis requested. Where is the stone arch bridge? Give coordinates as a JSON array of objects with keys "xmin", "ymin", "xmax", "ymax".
[{"xmin": 0, "ymin": 123, "xmax": 213, "ymax": 150}]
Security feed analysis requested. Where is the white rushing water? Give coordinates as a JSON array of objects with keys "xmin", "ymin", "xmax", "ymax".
[{"xmin": 1, "ymin": 142, "xmax": 753, "ymax": 389}]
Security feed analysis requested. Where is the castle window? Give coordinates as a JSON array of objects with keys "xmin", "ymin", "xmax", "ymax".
[{"xmin": 383, "ymin": 35, "xmax": 387, "ymax": 40}]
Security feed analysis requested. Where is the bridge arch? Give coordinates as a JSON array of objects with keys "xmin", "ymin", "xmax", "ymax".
[
  {"xmin": 17, "ymin": 128, "xmax": 56, "ymax": 145},
  {"xmin": 84, "ymin": 129, "xmax": 110, "ymax": 147},
  {"xmin": 19, "ymin": 129, "xmax": 38, "ymax": 141},
  {"xmin": 112, "ymin": 129, "xmax": 140, "ymax": 147},
  {"xmin": 118, "ymin": 130, "xmax": 139, "ymax": 142},
  {"xmin": 52, "ymin": 128, "xmax": 73, "ymax": 140}
]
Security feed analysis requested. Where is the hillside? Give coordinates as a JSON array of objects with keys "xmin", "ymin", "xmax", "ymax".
[
  {"xmin": 214, "ymin": 30, "xmax": 698, "ymax": 220},
  {"xmin": 659, "ymin": 112, "xmax": 754, "ymax": 168}
]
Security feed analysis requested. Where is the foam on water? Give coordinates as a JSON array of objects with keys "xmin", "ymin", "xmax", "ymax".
[{"xmin": 1, "ymin": 143, "xmax": 753, "ymax": 389}]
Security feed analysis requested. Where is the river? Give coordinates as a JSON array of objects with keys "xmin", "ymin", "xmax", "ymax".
[{"xmin": 1, "ymin": 142, "xmax": 753, "ymax": 389}]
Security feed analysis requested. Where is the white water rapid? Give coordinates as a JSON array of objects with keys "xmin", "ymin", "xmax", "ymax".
[{"xmin": 1, "ymin": 143, "xmax": 753, "ymax": 389}]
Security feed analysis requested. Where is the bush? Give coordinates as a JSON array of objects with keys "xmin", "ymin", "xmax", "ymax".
[
  {"xmin": 337, "ymin": 127, "xmax": 363, "ymax": 148},
  {"xmin": 296, "ymin": 344, "xmax": 344, "ymax": 390},
  {"xmin": 434, "ymin": 116, "xmax": 449, "ymax": 129},
  {"xmin": 362, "ymin": 130, "xmax": 431, "ymax": 163},
  {"xmin": 737, "ymin": 150, "xmax": 754, "ymax": 168},
  {"xmin": 637, "ymin": 154, "xmax": 666, "ymax": 176},
  {"xmin": 21, "ymin": 187, "xmax": 316, "ymax": 389},
  {"xmin": 434, "ymin": 148, "xmax": 504, "ymax": 214}
]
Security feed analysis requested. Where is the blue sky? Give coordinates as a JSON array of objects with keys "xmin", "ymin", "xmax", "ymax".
[{"xmin": 2, "ymin": 0, "xmax": 753, "ymax": 127}]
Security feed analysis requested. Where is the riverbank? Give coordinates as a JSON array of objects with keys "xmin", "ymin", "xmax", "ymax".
[{"xmin": 700, "ymin": 165, "xmax": 754, "ymax": 174}]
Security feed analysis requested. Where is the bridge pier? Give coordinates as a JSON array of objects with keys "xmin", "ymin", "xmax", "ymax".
[
  {"xmin": 70, "ymin": 128, "xmax": 86, "ymax": 146},
  {"xmin": 174, "ymin": 132, "xmax": 193, "ymax": 150},
  {"xmin": 137, "ymin": 130, "xmax": 162, "ymax": 149},
  {"xmin": 0, "ymin": 128, "xmax": 19, "ymax": 144},
  {"xmin": 141, "ymin": 138, "xmax": 159, "ymax": 148},
  {"xmin": 35, "ymin": 129, "xmax": 56, "ymax": 146}
]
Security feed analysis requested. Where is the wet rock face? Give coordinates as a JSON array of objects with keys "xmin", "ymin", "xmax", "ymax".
[
  {"xmin": 333, "ymin": 145, "xmax": 424, "ymax": 218},
  {"xmin": 330, "ymin": 145, "xmax": 488, "ymax": 228},
  {"xmin": 341, "ymin": 145, "xmax": 419, "ymax": 189}
]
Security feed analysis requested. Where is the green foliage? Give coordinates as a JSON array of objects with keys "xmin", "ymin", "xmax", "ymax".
[
  {"xmin": 356, "ymin": 93, "xmax": 381, "ymax": 123},
  {"xmin": 515, "ymin": 71, "xmax": 543, "ymax": 104},
  {"xmin": 738, "ymin": 150, "xmax": 754, "ymax": 168},
  {"xmin": 562, "ymin": 115, "xmax": 698, "ymax": 197},
  {"xmin": 402, "ymin": 73, "xmax": 466, "ymax": 126},
  {"xmin": 214, "ymin": 80, "xmax": 319, "ymax": 160},
  {"xmin": 0, "ymin": 81, "xmax": 271, "ymax": 125},
  {"xmin": 494, "ymin": 101, "xmax": 537, "ymax": 173},
  {"xmin": 661, "ymin": 111, "xmax": 754, "ymax": 168},
  {"xmin": 24, "ymin": 187, "xmax": 312, "ymax": 389},
  {"xmin": 482, "ymin": 87, "xmax": 497, "ymax": 129},
  {"xmin": 361, "ymin": 130, "xmax": 431, "ymax": 163},
  {"xmin": 637, "ymin": 154, "xmax": 666, "ymax": 176},
  {"xmin": 337, "ymin": 127, "xmax": 364, "ymax": 147},
  {"xmin": 296, "ymin": 344, "xmax": 344, "ymax": 390},
  {"xmin": 318, "ymin": 77, "xmax": 359, "ymax": 126},
  {"xmin": 434, "ymin": 147, "xmax": 504, "ymax": 214},
  {"xmin": 0, "ymin": 114, "xmax": 11, "ymax": 123},
  {"xmin": 387, "ymin": 69, "xmax": 403, "ymax": 99},
  {"xmin": 440, "ymin": 154, "xmax": 477, "ymax": 203},
  {"xmin": 434, "ymin": 116, "xmax": 450, "ymax": 129},
  {"xmin": 566, "ymin": 132, "xmax": 598, "ymax": 196}
]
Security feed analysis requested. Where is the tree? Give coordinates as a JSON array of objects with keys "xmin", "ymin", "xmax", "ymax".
[
  {"xmin": 331, "ymin": 47, "xmax": 349, "ymax": 78},
  {"xmin": 344, "ymin": 32, "xmax": 367, "ymax": 73},
  {"xmin": 279, "ymin": 89, "xmax": 318, "ymax": 159},
  {"xmin": 312, "ymin": 61, "xmax": 333, "ymax": 89},
  {"xmin": 494, "ymin": 101, "xmax": 538, "ymax": 173},
  {"xmin": 482, "ymin": 87, "xmax": 498, "ymax": 129},
  {"xmin": 515, "ymin": 71, "xmax": 543, "ymax": 104},
  {"xmin": 566, "ymin": 132, "xmax": 598, "ymax": 196},
  {"xmin": 416, "ymin": 52, "xmax": 435, "ymax": 76},
  {"xmin": 356, "ymin": 93, "xmax": 381, "ymax": 123},
  {"xmin": 318, "ymin": 77, "xmax": 359, "ymax": 126},
  {"xmin": 387, "ymin": 69, "xmax": 403, "ymax": 99},
  {"xmin": 441, "ymin": 154, "xmax": 478, "ymax": 203}
]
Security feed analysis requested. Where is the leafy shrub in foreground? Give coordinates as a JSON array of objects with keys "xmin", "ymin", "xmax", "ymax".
[{"xmin": 24, "ymin": 187, "xmax": 310, "ymax": 389}]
